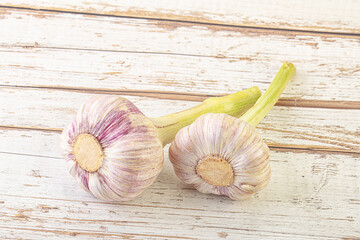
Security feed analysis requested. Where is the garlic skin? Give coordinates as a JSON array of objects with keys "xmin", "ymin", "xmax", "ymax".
[
  {"xmin": 61, "ymin": 87, "xmax": 262, "ymax": 202},
  {"xmin": 61, "ymin": 96, "xmax": 163, "ymax": 201},
  {"xmin": 169, "ymin": 113, "xmax": 271, "ymax": 200}
]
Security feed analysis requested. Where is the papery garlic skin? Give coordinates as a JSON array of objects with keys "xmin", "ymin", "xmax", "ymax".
[
  {"xmin": 61, "ymin": 87, "xmax": 262, "ymax": 201},
  {"xmin": 61, "ymin": 96, "xmax": 163, "ymax": 201},
  {"xmin": 169, "ymin": 113, "xmax": 271, "ymax": 200}
]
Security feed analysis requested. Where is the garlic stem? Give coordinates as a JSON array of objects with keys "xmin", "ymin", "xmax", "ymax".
[
  {"xmin": 152, "ymin": 86, "xmax": 261, "ymax": 146},
  {"xmin": 240, "ymin": 62, "xmax": 296, "ymax": 126}
]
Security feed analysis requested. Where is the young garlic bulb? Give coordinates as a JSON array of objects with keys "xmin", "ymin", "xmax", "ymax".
[
  {"xmin": 169, "ymin": 62, "xmax": 296, "ymax": 200},
  {"xmin": 61, "ymin": 87, "xmax": 261, "ymax": 201}
]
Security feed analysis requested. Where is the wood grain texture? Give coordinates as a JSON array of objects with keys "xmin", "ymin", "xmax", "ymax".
[
  {"xmin": 0, "ymin": 141, "xmax": 359, "ymax": 239},
  {"xmin": 0, "ymin": 1, "xmax": 360, "ymax": 239},
  {"xmin": 0, "ymin": 87, "xmax": 359, "ymax": 155},
  {"xmin": 2, "ymin": 0, "xmax": 360, "ymax": 34},
  {"xmin": 0, "ymin": 8, "xmax": 359, "ymax": 103}
]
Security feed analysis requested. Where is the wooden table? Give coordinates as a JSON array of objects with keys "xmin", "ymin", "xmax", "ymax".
[{"xmin": 1, "ymin": 1, "xmax": 359, "ymax": 239}]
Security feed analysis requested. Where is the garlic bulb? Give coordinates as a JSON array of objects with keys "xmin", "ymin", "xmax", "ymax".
[
  {"xmin": 169, "ymin": 113, "xmax": 270, "ymax": 200},
  {"xmin": 61, "ymin": 87, "xmax": 261, "ymax": 201},
  {"xmin": 169, "ymin": 62, "xmax": 296, "ymax": 200}
]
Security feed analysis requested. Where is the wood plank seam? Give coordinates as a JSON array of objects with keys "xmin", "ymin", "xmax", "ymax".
[
  {"xmin": 0, "ymin": 43, "xmax": 213, "ymax": 59},
  {"xmin": 0, "ymin": 225, "xmax": 197, "ymax": 239},
  {"xmin": 0, "ymin": 225, "xmax": 343, "ymax": 240},
  {"xmin": 2, "ymin": 85, "xmax": 360, "ymax": 110},
  {"xmin": 1, "ymin": 126, "xmax": 359, "ymax": 156},
  {"xmin": 1, "ymin": 6, "xmax": 360, "ymax": 39},
  {"xmin": 0, "ymin": 192, "xmax": 357, "ymax": 217}
]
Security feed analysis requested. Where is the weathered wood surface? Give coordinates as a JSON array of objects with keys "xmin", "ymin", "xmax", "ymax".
[
  {"xmin": 0, "ymin": 2, "xmax": 359, "ymax": 240},
  {"xmin": 1, "ymin": 8, "xmax": 360, "ymax": 103},
  {"xmin": 2, "ymin": 0, "xmax": 360, "ymax": 33},
  {"xmin": 0, "ymin": 148, "xmax": 359, "ymax": 239}
]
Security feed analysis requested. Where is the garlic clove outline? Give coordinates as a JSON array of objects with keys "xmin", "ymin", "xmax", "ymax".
[
  {"xmin": 61, "ymin": 86, "xmax": 261, "ymax": 201},
  {"xmin": 169, "ymin": 62, "xmax": 296, "ymax": 200}
]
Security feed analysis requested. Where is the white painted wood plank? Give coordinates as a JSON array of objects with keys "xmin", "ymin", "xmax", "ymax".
[
  {"xmin": 0, "ymin": 143, "xmax": 359, "ymax": 239},
  {"xmin": 0, "ymin": 9, "xmax": 359, "ymax": 101},
  {"xmin": 2, "ymin": 0, "xmax": 360, "ymax": 33},
  {"xmin": 0, "ymin": 46, "xmax": 360, "ymax": 103},
  {"xmin": 1, "ymin": 87, "xmax": 359, "ymax": 152}
]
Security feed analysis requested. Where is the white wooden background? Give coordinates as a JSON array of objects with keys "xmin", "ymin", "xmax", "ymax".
[{"xmin": 0, "ymin": 1, "xmax": 359, "ymax": 239}]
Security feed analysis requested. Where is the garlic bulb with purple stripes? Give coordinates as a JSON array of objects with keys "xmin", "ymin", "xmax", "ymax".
[
  {"xmin": 169, "ymin": 62, "xmax": 296, "ymax": 200},
  {"xmin": 61, "ymin": 87, "xmax": 261, "ymax": 201}
]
